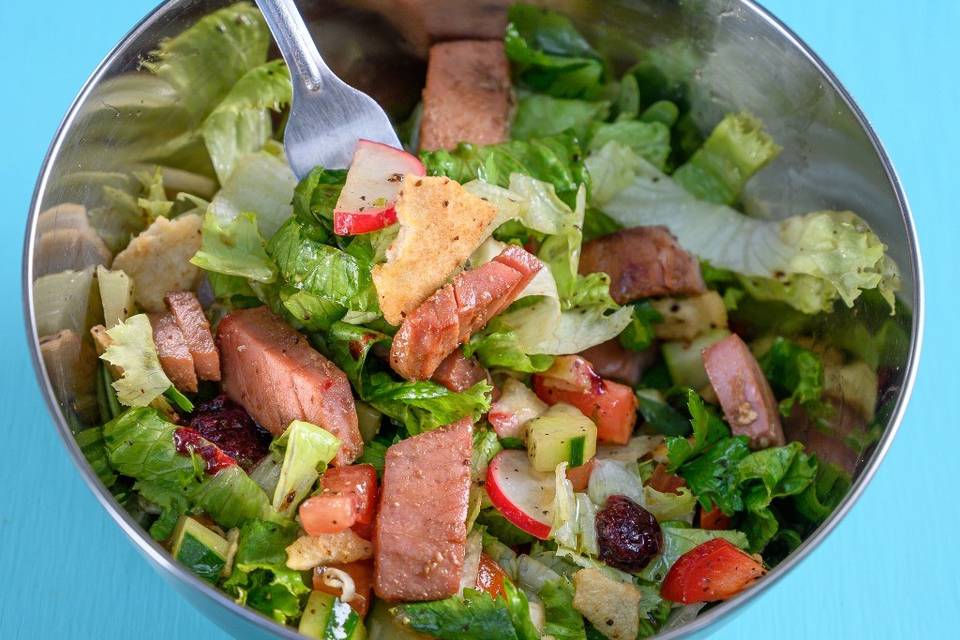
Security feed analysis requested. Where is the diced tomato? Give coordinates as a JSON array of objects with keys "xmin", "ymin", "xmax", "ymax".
[
  {"xmin": 698, "ymin": 505, "xmax": 733, "ymax": 531},
  {"xmin": 533, "ymin": 376, "xmax": 637, "ymax": 445},
  {"xmin": 321, "ymin": 464, "xmax": 379, "ymax": 538},
  {"xmin": 475, "ymin": 553, "xmax": 509, "ymax": 600},
  {"xmin": 333, "ymin": 208, "xmax": 398, "ymax": 235},
  {"xmin": 300, "ymin": 464, "xmax": 379, "ymax": 536},
  {"xmin": 648, "ymin": 463, "xmax": 686, "ymax": 494},
  {"xmin": 661, "ymin": 539, "xmax": 766, "ymax": 604},
  {"xmin": 565, "ymin": 458, "xmax": 595, "ymax": 492},
  {"xmin": 299, "ymin": 494, "xmax": 357, "ymax": 535},
  {"xmin": 313, "ymin": 561, "xmax": 374, "ymax": 616}
]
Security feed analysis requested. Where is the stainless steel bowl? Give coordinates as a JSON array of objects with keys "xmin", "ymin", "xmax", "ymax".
[{"xmin": 22, "ymin": 1, "xmax": 923, "ymax": 638}]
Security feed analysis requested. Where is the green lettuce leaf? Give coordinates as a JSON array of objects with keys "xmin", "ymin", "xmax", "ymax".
[
  {"xmin": 512, "ymin": 94, "xmax": 609, "ymax": 140},
  {"xmin": 420, "ymin": 134, "xmax": 589, "ymax": 207},
  {"xmin": 464, "ymin": 327, "xmax": 555, "ymax": 373},
  {"xmin": 757, "ymin": 337, "xmax": 826, "ymax": 417},
  {"xmin": 202, "ymin": 59, "xmax": 291, "ymax": 182},
  {"xmin": 618, "ymin": 301, "xmax": 663, "ymax": 351},
  {"xmin": 76, "ymin": 427, "xmax": 117, "ymax": 488},
  {"xmin": 588, "ymin": 120, "xmax": 671, "ymax": 171},
  {"xmin": 189, "ymin": 464, "xmax": 277, "ymax": 528},
  {"xmin": 207, "ymin": 150, "xmax": 297, "ymax": 239},
  {"xmin": 191, "ymin": 210, "xmax": 277, "ymax": 283},
  {"xmin": 270, "ymin": 420, "xmax": 341, "ymax": 517},
  {"xmin": 99, "ymin": 314, "xmax": 174, "ymax": 407},
  {"xmin": 597, "ymin": 151, "xmax": 900, "ymax": 313},
  {"xmin": 794, "ymin": 460, "xmax": 851, "ymax": 523},
  {"xmin": 671, "ymin": 112, "xmax": 781, "ymax": 205},
  {"xmin": 505, "ymin": 4, "xmax": 607, "ymax": 99},
  {"xmin": 103, "ymin": 407, "xmax": 199, "ymax": 486},
  {"xmin": 223, "ymin": 519, "xmax": 308, "ymax": 624},
  {"xmin": 664, "ymin": 390, "xmax": 730, "ymax": 470},
  {"xmin": 291, "ymin": 166, "xmax": 348, "ymax": 241},
  {"xmin": 541, "ymin": 579, "xmax": 586, "ymax": 640},
  {"xmin": 677, "ymin": 436, "xmax": 750, "ymax": 516}
]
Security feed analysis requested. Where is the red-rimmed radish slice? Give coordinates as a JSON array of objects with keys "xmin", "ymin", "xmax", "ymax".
[
  {"xmin": 333, "ymin": 139, "xmax": 425, "ymax": 236},
  {"xmin": 486, "ymin": 450, "xmax": 554, "ymax": 539},
  {"xmin": 539, "ymin": 355, "xmax": 604, "ymax": 393}
]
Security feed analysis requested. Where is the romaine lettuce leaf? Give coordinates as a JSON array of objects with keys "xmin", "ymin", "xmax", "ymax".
[
  {"xmin": 588, "ymin": 120, "xmax": 671, "ymax": 170},
  {"xmin": 671, "ymin": 112, "xmax": 780, "ymax": 205},
  {"xmin": 512, "ymin": 94, "xmax": 609, "ymax": 140},
  {"xmin": 269, "ymin": 420, "xmax": 341, "ymax": 517},
  {"xmin": 464, "ymin": 327, "xmax": 555, "ymax": 373},
  {"xmin": 291, "ymin": 165, "xmax": 348, "ymax": 241},
  {"xmin": 421, "ymin": 134, "xmax": 589, "ymax": 207},
  {"xmin": 191, "ymin": 210, "xmax": 277, "ymax": 283},
  {"xmin": 541, "ymin": 579, "xmax": 586, "ymax": 640},
  {"xmin": 76, "ymin": 426, "xmax": 117, "ymax": 488},
  {"xmin": 794, "ymin": 460, "xmax": 850, "ymax": 523},
  {"xmin": 664, "ymin": 390, "xmax": 730, "ymax": 470},
  {"xmin": 208, "ymin": 150, "xmax": 297, "ymax": 239},
  {"xmin": 202, "ymin": 59, "xmax": 291, "ymax": 182},
  {"xmin": 99, "ymin": 315, "xmax": 174, "ymax": 407},
  {"xmin": 618, "ymin": 301, "xmax": 663, "ymax": 351},
  {"xmin": 587, "ymin": 459, "xmax": 695, "ymax": 523},
  {"xmin": 757, "ymin": 337, "xmax": 826, "ymax": 417},
  {"xmin": 189, "ymin": 464, "xmax": 276, "ymax": 528},
  {"xmin": 393, "ymin": 589, "xmax": 520, "ymax": 640},
  {"xmin": 223, "ymin": 519, "xmax": 308, "ymax": 624},
  {"xmin": 598, "ymin": 151, "xmax": 900, "ymax": 313}
]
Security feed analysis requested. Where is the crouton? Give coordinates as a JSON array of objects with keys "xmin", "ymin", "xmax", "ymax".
[
  {"xmin": 572, "ymin": 568, "xmax": 641, "ymax": 640},
  {"xmin": 419, "ymin": 40, "xmax": 513, "ymax": 152},
  {"xmin": 286, "ymin": 530, "xmax": 374, "ymax": 571},
  {"xmin": 372, "ymin": 176, "xmax": 496, "ymax": 325},
  {"xmin": 112, "ymin": 214, "xmax": 203, "ymax": 312},
  {"xmin": 651, "ymin": 291, "xmax": 729, "ymax": 342}
]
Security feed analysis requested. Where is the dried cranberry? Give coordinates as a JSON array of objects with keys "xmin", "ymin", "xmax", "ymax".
[
  {"xmin": 186, "ymin": 395, "xmax": 271, "ymax": 470},
  {"xmin": 595, "ymin": 495, "xmax": 662, "ymax": 572},
  {"xmin": 173, "ymin": 428, "xmax": 236, "ymax": 475}
]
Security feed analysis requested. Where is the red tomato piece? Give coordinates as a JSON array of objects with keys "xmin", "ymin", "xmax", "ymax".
[
  {"xmin": 648, "ymin": 463, "xmax": 686, "ymax": 494},
  {"xmin": 475, "ymin": 553, "xmax": 508, "ymax": 600},
  {"xmin": 661, "ymin": 538, "xmax": 766, "ymax": 604},
  {"xmin": 299, "ymin": 494, "xmax": 357, "ymax": 535},
  {"xmin": 333, "ymin": 208, "xmax": 398, "ymax": 235},
  {"xmin": 313, "ymin": 561, "xmax": 374, "ymax": 616},
  {"xmin": 698, "ymin": 505, "xmax": 733, "ymax": 531},
  {"xmin": 533, "ymin": 376, "xmax": 638, "ymax": 445},
  {"xmin": 565, "ymin": 458, "xmax": 596, "ymax": 492},
  {"xmin": 315, "ymin": 464, "xmax": 378, "ymax": 539}
]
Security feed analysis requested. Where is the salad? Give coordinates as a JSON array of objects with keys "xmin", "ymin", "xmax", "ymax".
[{"xmin": 33, "ymin": 2, "xmax": 910, "ymax": 638}]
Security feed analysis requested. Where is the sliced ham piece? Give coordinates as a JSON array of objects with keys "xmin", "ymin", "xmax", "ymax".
[
  {"xmin": 164, "ymin": 291, "xmax": 220, "ymax": 381},
  {"xmin": 217, "ymin": 306, "xmax": 362, "ymax": 465},
  {"xmin": 374, "ymin": 417, "xmax": 472, "ymax": 601},
  {"xmin": 431, "ymin": 351, "xmax": 491, "ymax": 392},
  {"xmin": 419, "ymin": 40, "xmax": 512, "ymax": 151},
  {"xmin": 702, "ymin": 334, "xmax": 784, "ymax": 449},
  {"xmin": 579, "ymin": 226, "xmax": 706, "ymax": 304},
  {"xmin": 149, "ymin": 312, "xmax": 198, "ymax": 393},
  {"xmin": 390, "ymin": 246, "xmax": 542, "ymax": 381},
  {"xmin": 579, "ymin": 340, "xmax": 658, "ymax": 387}
]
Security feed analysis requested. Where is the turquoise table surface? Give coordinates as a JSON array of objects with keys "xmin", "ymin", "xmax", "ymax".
[{"xmin": 1, "ymin": 0, "xmax": 956, "ymax": 637}]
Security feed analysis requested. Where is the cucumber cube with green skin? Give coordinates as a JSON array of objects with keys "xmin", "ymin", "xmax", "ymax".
[
  {"xmin": 526, "ymin": 403, "xmax": 597, "ymax": 473},
  {"xmin": 171, "ymin": 516, "xmax": 229, "ymax": 583},
  {"xmin": 662, "ymin": 328, "xmax": 731, "ymax": 390},
  {"xmin": 299, "ymin": 591, "xmax": 365, "ymax": 640}
]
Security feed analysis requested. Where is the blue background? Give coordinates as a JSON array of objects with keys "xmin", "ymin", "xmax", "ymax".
[{"xmin": 1, "ymin": 0, "xmax": 956, "ymax": 637}]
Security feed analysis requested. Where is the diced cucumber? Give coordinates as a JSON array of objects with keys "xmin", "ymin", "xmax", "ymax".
[
  {"xmin": 662, "ymin": 328, "xmax": 730, "ymax": 390},
  {"xmin": 526, "ymin": 404, "xmax": 597, "ymax": 473},
  {"xmin": 651, "ymin": 291, "xmax": 728, "ymax": 341},
  {"xmin": 171, "ymin": 516, "xmax": 229, "ymax": 583},
  {"xmin": 299, "ymin": 591, "xmax": 365, "ymax": 640}
]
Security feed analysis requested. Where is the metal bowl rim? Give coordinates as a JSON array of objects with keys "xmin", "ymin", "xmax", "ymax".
[{"xmin": 21, "ymin": 0, "xmax": 925, "ymax": 638}]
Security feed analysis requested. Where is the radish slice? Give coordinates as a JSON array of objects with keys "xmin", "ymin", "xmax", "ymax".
[
  {"xmin": 486, "ymin": 450, "xmax": 555, "ymax": 539},
  {"xmin": 333, "ymin": 139, "xmax": 425, "ymax": 235},
  {"xmin": 539, "ymin": 355, "xmax": 604, "ymax": 394}
]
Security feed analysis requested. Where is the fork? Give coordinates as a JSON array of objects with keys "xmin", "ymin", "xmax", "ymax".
[{"xmin": 254, "ymin": 0, "xmax": 402, "ymax": 176}]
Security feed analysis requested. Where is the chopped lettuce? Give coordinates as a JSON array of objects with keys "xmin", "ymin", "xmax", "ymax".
[
  {"xmin": 677, "ymin": 436, "xmax": 751, "ymax": 516},
  {"xmin": 664, "ymin": 390, "xmax": 729, "ymax": 470},
  {"xmin": 671, "ymin": 112, "xmax": 781, "ymax": 205},
  {"xmin": 757, "ymin": 337, "xmax": 827, "ymax": 417},
  {"xmin": 207, "ymin": 150, "xmax": 297, "ymax": 239},
  {"xmin": 540, "ymin": 578, "xmax": 586, "ymax": 640},
  {"xmin": 99, "ymin": 314, "xmax": 174, "ymax": 407},
  {"xmin": 512, "ymin": 94, "xmax": 609, "ymax": 140},
  {"xmin": 393, "ymin": 581, "xmax": 536, "ymax": 640},
  {"xmin": 223, "ymin": 519, "xmax": 308, "ymax": 624},
  {"xmin": 270, "ymin": 420, "xmax": 341, "ymax": 517},
  {"xmin": 596, "ymin": 151, "xmax": 900, "ymax": 313},
  {"xmin": 421, "ymin": 134, "xmax": 589, "ymax": 207},
  {"xmin": 505, "ymin": 4, "xmax": 607, "ymax": 100},
  {"xmin": 472, "ymin": 427, "xmax": 503, "ymax": 482},
  {"xmin": 618, "ymin": 301, "xmax": 663, "ymax": 352},
  {"xmin": 794, "ymin": 460, "xmax": 851, "ymax": 523},
  {"xmin": 202, "ymin": 59, "xmax": 292, "ymax": 182},
  {"xmin": 317, "ymin": 322, "xmax": 492, "ymax": 435},
  {"xmin": 587, "ymin": 459, "xmax": 696, "ymax": 523},
  {"xmin": 588, "ymin": 120, "xmax": 671, "ymax": 170},
  {"xmin": 103, "ymin": 408, "xmax": 199, "ymax": 488},
  {"xmin": 291, "ymin": 165, "xmax": 348, "ymax": 241},
  {"xmin": 189, "ymin": 464, "xmax": 276, "ymax": 528},
  {"xmin": 191, "ymin": 211, "xmax": 277, "ymax": 283},
  {"xmin": 75, "ymin": 426, "xmax": 117, "ymax": 488},
  {"xmin": 464, "ymin": 327, "xmax": 555, "ymax": 373}
]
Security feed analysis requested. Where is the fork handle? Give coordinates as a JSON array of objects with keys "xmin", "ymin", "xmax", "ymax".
[{"xmin": 254, "ymin": 0, "xmax": 331, "ymax": 92}]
